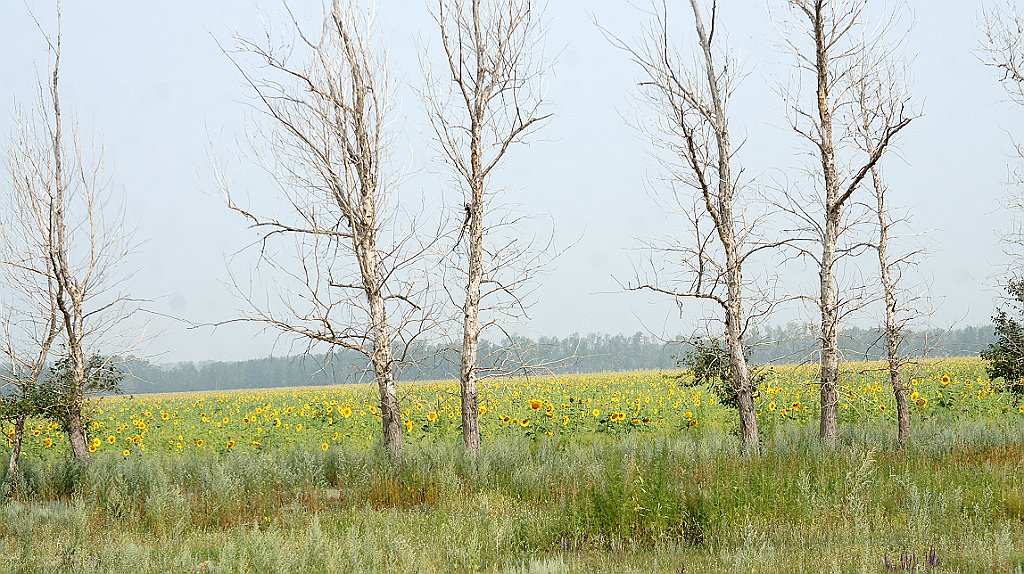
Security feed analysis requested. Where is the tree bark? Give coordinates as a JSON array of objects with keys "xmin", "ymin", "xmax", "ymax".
[
  {"xmin": 870, "ymin": 166, "xmax": 910, "ymax": 447},
  {"xmin": 460, "ymin": 189, "xmax": 483, "ymax": 458},
  {"xmin": 369, "ymin": 292, "xmax": 404, "ymax": 457},
  {"xmin": 819, "ymin": 216, "xmax": 841, "ymax": 448},
  {"xmin": 689, "ymin": 0, "xmax": 760, "ymax": 455},
  {"xmin": 359, "ymin": 192, "xmax": 404, "ymax": 458},
  {"xmin": 65, "ymin": 403, "xmax": 90, "ymax": 460},
  {"xmin": 812, "ymin": 2, "xmax": 842, "ymax": 449},
  {"xmin": 5, "ymin": 415, "xmax": 26, "ymax": 487}
]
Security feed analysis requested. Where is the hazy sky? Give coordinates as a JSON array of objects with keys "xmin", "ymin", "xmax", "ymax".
[{"xmin": 0, "ymin": 1, "xmax": 1017, "ymax": 363}]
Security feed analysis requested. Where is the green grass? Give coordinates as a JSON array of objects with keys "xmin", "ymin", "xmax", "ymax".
[{"xmin": 3, "ymin": 415, "xmax": 1024, "ymax": 573}]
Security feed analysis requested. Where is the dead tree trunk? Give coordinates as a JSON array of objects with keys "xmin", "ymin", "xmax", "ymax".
[
  {"xmin": 222, "ymin": 1, "xmax": 441, "ymax": 459},
  {"xmin": 853, "ymin": 58, "xmax": 916, "ymax": 447},
  {"xmin": 3, "ymin": 3, "xmax": 135, "ymax": 465},
  {"xmin": 425, "ymin": 0, "xmax": 550, "ymax": 459},
  {"xmin": 780, "ymin": 0, "xmax": 913, "ymax": 447},
  {"xmin": 873, "ymin": 171, "xmax": 910, "ymax": 446},
  {"xmin": 691, "ymin": 0, "xmax": 760, "ymax": 455},
  {"xmin": 811, "ymin": 1, "xmax": 843, "ymax": 448},
  {"xmin": 459, "ymin": 173, "xmax": 484, "ymax": 456},
  {"xmin": 605, "ymin": 0, "xmax": 768, "ymax": 455},
  {"xmin": 45, "ymin": 21, "xmax": 91, "ymax": 462},
  {"xmin": 364, "ymin": 251, "xmax": 405, "ymax": 454},
  {"xmin": 5, "ymin": 415, "xmax": 26, "ymax": 485}
]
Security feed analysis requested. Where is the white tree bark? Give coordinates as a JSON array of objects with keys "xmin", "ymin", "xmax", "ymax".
[
  {"xmin": 605, "ymin": 0, "xmax": 771, "ymax": 455},
  {"xmin": 222, "ymin": 1, "xmax": 437, "ymax": 458},
  {"xmin": 424, "ymin": 0, "xmax": 550, "ymax": 458},
  {"xmin": 779, "ymin": 0, "xmax": 912, "ymax": 447}
]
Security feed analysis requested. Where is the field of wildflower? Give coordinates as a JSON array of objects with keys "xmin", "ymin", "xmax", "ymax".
[
  {"xmin": 8, "ymin": 356, "xmax": 1019, "ymax": 461},
  {"xmin": 4, "ymin": 356, "xmax": 1024, "ymax": 574}
]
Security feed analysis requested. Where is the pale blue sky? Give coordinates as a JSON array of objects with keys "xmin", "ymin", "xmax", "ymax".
[{"xmin": 0, "ymin": 1, "xmax": 1015, "ymax": 362}]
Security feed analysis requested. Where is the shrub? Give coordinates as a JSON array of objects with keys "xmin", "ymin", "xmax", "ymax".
[
  {"xmin": 982, "ymin": 280, "xmax": 1024, "ymax": 396},
  {"xmin": 677, "ymin": 337, "xmax": 770, "ymax": 409}
]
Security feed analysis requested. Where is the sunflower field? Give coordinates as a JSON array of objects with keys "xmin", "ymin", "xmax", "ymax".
[
  {"xmin": 8, "ymin": 356, "xmax": 1020, "ymax": 461},
  {"xmin": 5, "ymin": 356, "xmax": 1024, "ymax": 573}
]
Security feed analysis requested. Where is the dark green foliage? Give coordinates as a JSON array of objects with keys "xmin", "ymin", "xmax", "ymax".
[
  {"xmin": 0, "ymin": 353, "xmax": 125, "ymax": 444},
  {"xmin": 47, "ymin": 353, "xmax": 125, "ymax": 395},
  {"xmin": 677, "ymin": 337, "xmax": 770, "ymax": 410},
  {"xmin": 982, "ymin": 280, "xmax": 1024, "ymax": 396}
]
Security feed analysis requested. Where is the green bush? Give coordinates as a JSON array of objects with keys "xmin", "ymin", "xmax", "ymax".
[
  {"xmin": 982, "ymin": 280, "xmax": 1024, "ymax": 396},
  {"xmin": 677, "ymin": 337, "xmax": 770, "ymax": 409}
]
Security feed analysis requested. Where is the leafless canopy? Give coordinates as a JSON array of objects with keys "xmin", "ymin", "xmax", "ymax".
[
  {"xmin": 1, "ymin": 4, "xmax": 139, "ymax": 461},
  {"xmin": 223, "ymin": 2, "xmax": 436, "ymax": 360},
  {"xmin": 422, "ymin": 0, "xmax": 552, "ymax": 456},
  {"xmin": 980, "ymin": 1, "xmax": 1024, "ymax": 269},
  {"xmin": 774, "ymin": 0, "xmax": 915, "ymax": 446},
  {"xmin": 981, "ymin": 2, "xmax": 1024, "ymax": 105},
  {"xmin": 221, "ymin": 1, "xmax": 440, "ymax": 455},
  {"xmin": 603, "ymin": 2, "xmax": 781, "ymax": 342},
  {"xmin": 423, "ymin": 0, "xmax": 553, "ymax": 340}
]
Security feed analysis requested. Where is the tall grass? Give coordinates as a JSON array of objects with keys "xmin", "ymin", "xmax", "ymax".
[{"xmin": 2, "ymin": 417, "xmax": 1024, "ymax": 573}]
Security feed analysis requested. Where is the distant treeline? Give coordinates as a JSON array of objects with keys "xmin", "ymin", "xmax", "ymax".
[{"xmin": 120, "ymin": 325, "xmax": 996, "ymax": 394}]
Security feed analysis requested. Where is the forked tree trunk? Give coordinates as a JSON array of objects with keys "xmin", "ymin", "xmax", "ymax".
[
  {"xmin": 791, "ymin": 0, "xmax": 914, "ymax": 449},
  {"xmin": 5, "ymin": 415, "xmax": 27, "ymax": 487}
]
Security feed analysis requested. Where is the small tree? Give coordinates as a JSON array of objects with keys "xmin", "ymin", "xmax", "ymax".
[
  {"xmin": 678, "ymin": 337, "xmax": 769, "ymax": 411},
  {"xmin": 981, "ymin": 280, "xmax": 1024, "ymax": 396},
  {"xmin": 2, "ymin": 352, "xmax": 122, "ymax": 486}
]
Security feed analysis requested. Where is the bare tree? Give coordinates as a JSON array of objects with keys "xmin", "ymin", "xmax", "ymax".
[
  {"xmin": 776, "ymin": 0, "xmax": 913, "ymax": 447},
  {"xmin": 220, "ymin": 1, "xmax": 437, "ymax": 458},
  {"xmin": 422, "ymin": 0, "xmax": 551, "ymax": 458},
  {"xmin": 1, "ymin": 6, "xmax": 137, "ymax": 462},
  {"xmin": 981, "ymin": 2, "xmax": 1024, "ymax": 267},
  {"xmin": 603, "ymin": 1, "xmax": 778, "ymax": 455},
  {"xmin": 0, "ymin": 121, "xmax": 62, "ymax": 478},
  {"xmin": 851, "ymin": 50, "xmax": 917, "ymax": 447}
]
